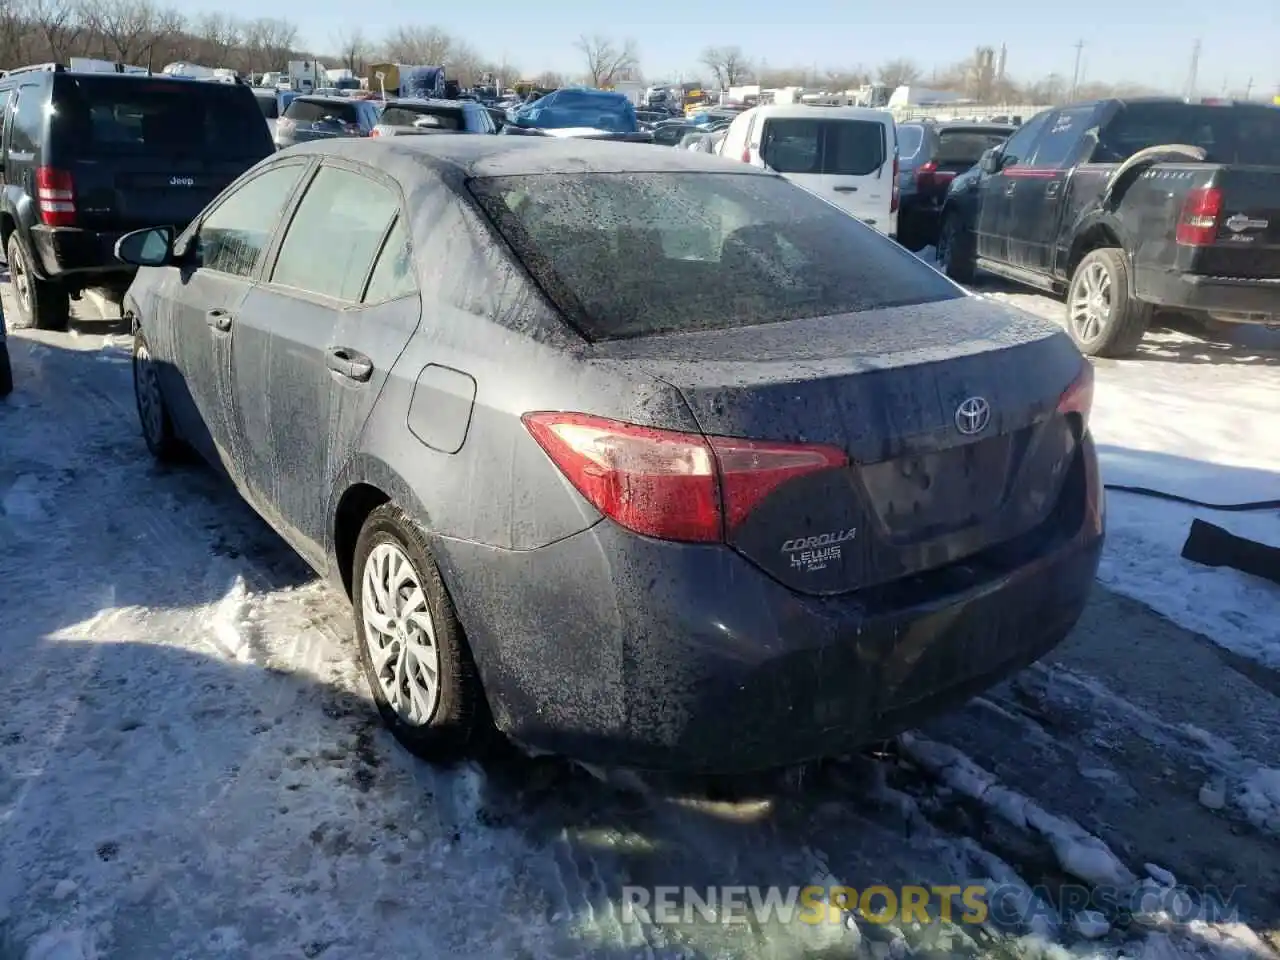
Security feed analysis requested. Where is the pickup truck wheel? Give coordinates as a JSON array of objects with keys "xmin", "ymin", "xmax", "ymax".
[
  {"xmin": 6, "ymin": 234, "xmax": 70, "ymax": 333},
  {"xmin": 936, "ymin": 212, "xmax": 976, "ymax": 283},
  {"xmin": 1066, "ymin": 248, "xmax": 1151, "ymax": 358}
]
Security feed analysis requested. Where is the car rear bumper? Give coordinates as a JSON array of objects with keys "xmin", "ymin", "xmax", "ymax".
[
  {"xmin": 29, "ymin": 226, "xmax": 136, "ymax": 282},
  {"xmin": 435, "ymin": 435, "xmax": 1104, "ymax": 775},
  {"xmin": 1135, "ymin": 267, "xmax": 1280, "ymax": 320}
]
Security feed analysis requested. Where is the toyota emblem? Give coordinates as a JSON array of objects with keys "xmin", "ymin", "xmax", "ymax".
[{"xmin": 955, "ymin": 396, "xmax": 991, "ymax": 435}]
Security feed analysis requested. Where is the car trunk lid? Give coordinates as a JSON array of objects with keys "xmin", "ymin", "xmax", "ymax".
[
  {"xmin": 1185, "ymin": 166, "xmax": 1280, "ymax": 280},
  {"xmin": 588, "ymin": 296, "xmax": 1088, "ymax": 596}
]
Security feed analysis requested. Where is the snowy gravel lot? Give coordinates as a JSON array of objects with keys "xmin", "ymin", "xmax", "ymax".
[{"xmin": 1, "ymin": 275, "xmax": 1278, "ymax": 960}]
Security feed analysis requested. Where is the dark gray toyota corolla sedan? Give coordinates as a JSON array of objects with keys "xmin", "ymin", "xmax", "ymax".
[{"xmin": 115, "ymin": 136, "xmax": 1103, "ymax": 775}]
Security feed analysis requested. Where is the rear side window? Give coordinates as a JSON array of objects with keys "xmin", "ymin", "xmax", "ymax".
[
  {"xmin": 271, "ymin": 166, "xmax": 399, "ymax": 300},
  {"xmin": 936, "ymin": 130, "xmax": 1013, "ymax": 165},
  {"xmin": 52, "ymin": 77, "xmax": 270, "ymax": 158},
  {"xmin": 1029, "ymin": 107, "xmax": 1095, "ymax": 169},
  {"xmin": 897, "ymin": 125, "xmax": 925, "ymax": 160},
  {"xmin": 255, "ymin": 94, "xmax": 279, "ymax": 119},
  {"xmin": 10, "ymin": 84, "xmax": 44, "ymax": 154},
  {"xmin": 1094, "ymin": 102, "xmax": 1280, "ymax": 166},
  {"xmin": 284, "ymin": 98, "xmax": 358, "ymax": 125},
  {"xmin": 468, "ymin": 172, "xmax": 959, "ymax": 341},
  {"xmin": 761, "ymin": 119, "xmax": 886, "ymax": 176},
  {"xmin": 381, "ymin": 105, "xmax": 463, "ymax": 130},
  {"xmin": 363, "ymin": 217, "xmax": 416, "ymax": 303}
]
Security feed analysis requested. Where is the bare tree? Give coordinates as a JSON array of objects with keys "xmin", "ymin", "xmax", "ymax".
[
  {"xmin": 824, "ymin": 66, "xmax": 870, "ymax": 91},
  {"xmin": 27, "ymin": 0, "xmax": 84, "ymax": 62},
  {"xmin": 700, "ymin": 45, "xmax": 751, "ymax": 88},
  {"xmin": 534, "ymin": 70, "xmax": 564, "ymax": 89},
  {"xmin": 574, "ymin": 34, "xmax": 638, "ymax": 87},
  {"xmin": 382, "ymin": 25, "xmax": 452, "ymax": 65},
  {"xmin": 331, "ymin": 25, "xmax": 368, "ymax": 74},
  {"xmin": 877, "ymin": 58, "xmax": 921, "ymax": 89},
  {"xmin": 195, "ymin": 12, "xmax": 241, "ymax": 65}
]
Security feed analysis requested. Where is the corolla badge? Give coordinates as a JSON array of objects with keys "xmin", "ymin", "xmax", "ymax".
[
  {"xmin": 1225, "ymin": 213, "xmax": 1268, "ymax": 233},
  {"xmin": 781, "ymin": 528, "xmax": 856, "ymax": 574},
  {"xmin": 955, "ymin": 396, "xmax": 991, "ymax": 435}
]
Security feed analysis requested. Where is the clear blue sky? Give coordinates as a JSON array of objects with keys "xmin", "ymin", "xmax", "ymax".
[{"xmin": 263, "ymin": 0, "xmax": 1274, "ymax": 97}]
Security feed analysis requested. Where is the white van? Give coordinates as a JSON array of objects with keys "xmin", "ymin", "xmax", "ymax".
[{"xmin": 718, "ymin": 105, "xmax": 899, "ymax": 237}]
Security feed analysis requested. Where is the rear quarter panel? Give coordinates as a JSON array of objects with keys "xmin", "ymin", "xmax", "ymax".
[{"xmin": 346, "ymin": 176, "xmax": 698, "ymax": 552}]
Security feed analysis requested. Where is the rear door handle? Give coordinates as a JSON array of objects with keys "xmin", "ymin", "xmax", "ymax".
[
  {"xmin": 1045, "ymin": 181, "xmax": 1061, "ymax": 198},
  {"xmin": 1004, "ymin": 182, "xmax": 1017, "ymax": 196},
  {"xmin": 832, "ymin": 185, "xmax": 858, "ymax": 193},
  {"xmin": 326, "ymin": 346, "xmax": 374, "ymax": 382},
  {"xmin": 206, "ymin": 309, "xmax": 232, "ymax": 332}
]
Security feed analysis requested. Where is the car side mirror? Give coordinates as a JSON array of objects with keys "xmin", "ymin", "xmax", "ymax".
[
  {"xmin": 115, "ymin": 226, "xmax": 175, "ymax": 267},
  {"xmin": 979, "ymin": 148, "xmax": 1002, "ymax": 174}
]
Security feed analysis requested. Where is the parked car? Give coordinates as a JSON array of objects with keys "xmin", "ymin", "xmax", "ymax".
[
  {"xmin": 509, "ymin": 87, "xmax": 638, "ymax": 134},
  {"xmin": 936, "ymin": 97, "xmax": 1280, "ymax": 356},
  {"xmin": 0, "ymin": 62, "xmax": 275, "ymax": 330},
  {"xmin": 371, "ymin": 98, "xmax": 497, "ymax": 137},
  {"xmin": 252, "ymin": 86, "xmax": 281, "ymax": 140},
  {"xmin": 895, "ymin": 121, "xmax": 1015, "ymax": 251},
  {"xmin": 652, "ymin": 122, "xmax": 698, "ymax": 146},
  {"xmin": 274, "ymin": 95, "xmax": 382, "ymax": 149},
  {"xmin": 116, "ymin": 136, "xmax": 1101, "ymax": 775},
  {"xmin": 719, "ymin": 104, "xmax": 901, "ymax": 237}
]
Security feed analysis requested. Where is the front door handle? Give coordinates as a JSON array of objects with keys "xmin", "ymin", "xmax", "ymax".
[
  {"xmin": 206, "ymin": 309, "xmax": 232, "ymax": 332},
  {"xmin": 1004, "ymin": 181, "xmax": 1017, "ymax": 196},
  {"xmin": 832, "ymin": 185, "xmax": 858, "ymax": 193},
  {"xmin": 326, "ymin": 346, "xmax": 374, "ymax": 382},
  {"xmin": 1045, "ymin": 181, "xmax": 1061, "ymax": 198}
]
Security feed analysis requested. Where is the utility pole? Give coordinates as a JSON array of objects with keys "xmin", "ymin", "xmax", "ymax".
[
  {"xmin": 1069, "ymin": 39, "xmax": 1084, "ymax": 100},
  {"xmin": 1244, "ymin": 77, "xmax": 1254, "ymax": 100},
  {"xmin": 1184, "ymin": 39, "xmax": 1200, "ymax": 101}
]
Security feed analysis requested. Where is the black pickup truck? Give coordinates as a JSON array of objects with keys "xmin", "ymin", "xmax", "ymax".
[{"xmin": 935, "ymin": 97, "xmax": 1280, "ymax": 356}]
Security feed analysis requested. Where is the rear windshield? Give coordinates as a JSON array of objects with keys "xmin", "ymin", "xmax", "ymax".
[
  {"xmin": 381, "ymin": 104, "xmax": 464, "ymax": 130},
  {"xmin": 52, "ymin": 76, "xmax": 271, "ymax": 158},
  {"xmin": 255, "ymin": 93, "xmax": 279, "ymax": 119},
  {"xmin": 1094, "ymin": 103, "xmax": 1280, "ymax": 165},
  {"xmin": 284, "ymin": 98, "xmax": 359, "ymax": 125},
  {"xmin": 761, "ymin": 118, "xmax": 887, "ymax": 176},
  {"xmin": 468, "ymin": 172, "xmax": 959, "ymax": 341},
  {"xmin": 517, "ymin": 92, "xmax": 637, "ymax": 132},
  {"xmin": 897, "ymin": 125, "xmax": 925, "ymax": 160},
  {"xmin": 936, "ymin": 129, "xmax": 1014, "ymax": 165}
]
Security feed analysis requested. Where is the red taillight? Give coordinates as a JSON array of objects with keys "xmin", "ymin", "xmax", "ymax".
[
  {"xmin": 35, "ymin": 167, "xmax": 76, "ymax": 227},
  {"xmin": 521, "ymin": 412, "xmax": 849, "ymax": 543},
  {"xmin": 915, "ymin": 160, "xmax": 937, "ymax": 187},
  {"xmin": 369, "ymin": 127, "xmax": 381, "ymax": 137},
  {"xmin": 1057, "ymin": 361, "xmax": 1095, "ymax": 432},
  {"xmin": 890, "ymin": 154, "xmax": 900, "ymax": 213},
  {"xmin": 1176, "ymin": 186, "xmax": 1223, "ymax": 246},
  {"xmin": 741, "ymin": 146, "xmax": 751, "ymax": 164}
]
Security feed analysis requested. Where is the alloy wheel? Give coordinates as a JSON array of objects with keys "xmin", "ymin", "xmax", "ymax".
[
  {"xmin": 9, "ymin": 244, "xmax": 31, "ymax": 315},
  {"xmin": 134, "ymin": 341, "xmax": 165, "ymax": 446},
  {"xmin": 1069, "ymin": 260, "xmax": 1112, "ymax": 344},
  {"xmin": 361, "ymin": 542, "xmax": 441, "ymax": 726}
]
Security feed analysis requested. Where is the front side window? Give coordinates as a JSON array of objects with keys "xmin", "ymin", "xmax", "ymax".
[
  {"xmin": 998, "ymin": 111, "xmax": 1051, "ymax": 168},
  {"xmin": 270, "ymin": 166, "xmax": 399, "ymax": 300},
  {"xmin": 897, "ymin": 124, "xmax": 925, "ymax": 160},
  {"xmin": 197, "ymin": 163, "xmax": 308, "ymax": 277},
  {"xmin": 1029, "ymin": 106, "xmax": 1095, "ymax": 169},
  {"xmin": 468, "ymin": 171, "xmax": 959, "ymax": 341}
]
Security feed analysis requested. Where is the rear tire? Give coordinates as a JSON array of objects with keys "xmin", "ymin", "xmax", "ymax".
[
  {"xmin": 936, "ymin": 211, "xmax": 976, "ymax": 283},
  {"xmin": 352, "ymin": 504, "xmax": 491, "ymax": 763},
  {"xmin": 1066, "ymin": 248, "xmax": 1151, "ymax": 358},
  {"xmin": 6, "ymin": 234, "xmax": 69, "ymax": 332}
]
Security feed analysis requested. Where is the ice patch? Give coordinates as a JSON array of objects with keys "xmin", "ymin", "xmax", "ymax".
[
  {"xmin": 1237, "ymin": 767, "xmax": 1280, "ymax": 834},
  {"xmin": 1, "ymin": 473, "xmax": 48, "ymax": 522},
  {"xmin": 23, "ymin": 929, "xmax": 96, "ymax": 960},
  {"xmin": 1071, "ymin": 910, "xmax": 1110, "ymax": 939},
  {"xmin": 208, "ymin": 575, "xmax": 256, "ymax": 663}
]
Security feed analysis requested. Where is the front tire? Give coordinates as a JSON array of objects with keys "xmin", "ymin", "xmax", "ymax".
[
  {"xmin": 132, "ymin": 331, "xmax": 183, "ymax": 461},
  {"xmin": 936, "ymin": 211, "xmax": 976, "ymax": 283},
  {"xmin": 6, "ymin": 234, "xmax": 70, "ymax": 332},
  {"xmin": 352, "ymin": 504, "xmax": 489, "ymax": 762},
  {"xmin": 1066, "ymin": 248, "xmax": 1151, "ymax": 358}
]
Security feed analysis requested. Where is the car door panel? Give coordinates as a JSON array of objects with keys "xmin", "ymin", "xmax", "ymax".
[{"xmin": 974, "ymin": 111, "xmax": 1051, "ymax": 263}]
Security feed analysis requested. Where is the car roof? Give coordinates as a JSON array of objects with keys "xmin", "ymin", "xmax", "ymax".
[
  {"xmin": 736, "ymin": 104, "xmax": 893, "ymax": 123},
  {"xmin": 284, "ymin": 136, "xmax": 776, "ymax": 178},
  {"xmin": 385, "ymin": 98, "xmax": 469, "ymax": 109}
]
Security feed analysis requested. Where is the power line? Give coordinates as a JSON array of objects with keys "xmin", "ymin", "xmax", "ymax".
[{"xmin": 1184, "ymin": 39, "xmax": 1200, "ymax": 101}]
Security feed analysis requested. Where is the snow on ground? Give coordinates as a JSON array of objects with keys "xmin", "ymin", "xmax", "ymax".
[{"xmin": 2, "ymin": 281, "xmax": 1279, "ymax": 960}]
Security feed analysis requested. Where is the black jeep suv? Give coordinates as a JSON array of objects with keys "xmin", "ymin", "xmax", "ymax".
[{"xmin": 0, "ymin": 63, "xmax": 273, "ymax": 330}]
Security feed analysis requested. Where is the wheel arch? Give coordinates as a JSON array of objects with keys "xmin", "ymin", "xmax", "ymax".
[
  {"xmin": 329, "ymin": 454, "xmax": 432, "ymax": 599},
  {"xmin": 1066, "ymin": 217, "xmax": 1130, "ymax": 294}
]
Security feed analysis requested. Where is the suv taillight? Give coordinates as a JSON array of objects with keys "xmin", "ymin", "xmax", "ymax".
[
  {"xmin": 36, "ymin": 167, "xmax": 76, "ymax": 228},
  {"xmin": 1176, "ymin": 186, "xmax": 1223, "ymax": 246},
  {"xmin": 522, "ymin": 412, "xmax": 849, "ymax": 542},
  {"xmin": 1057, "ymin": 361, "xmax": 1095, "ymax": 432},
  {"xmin": 890, "ymin": 154, "xmax": 900, "ymax": 213},
  {"xmin": 915, "ymin": 160, "xmax": 955, "ymax": 191}
]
